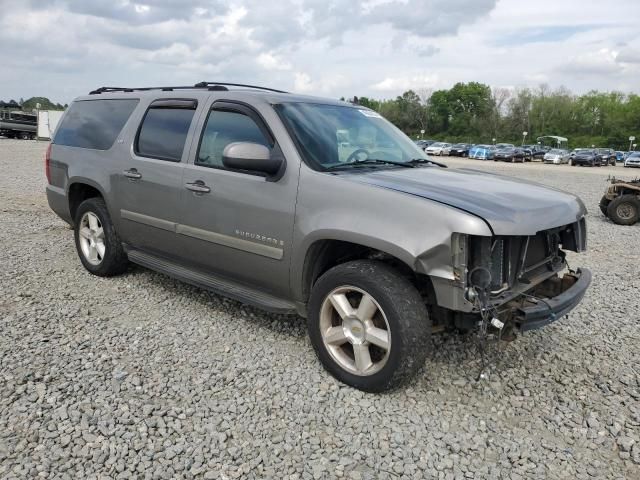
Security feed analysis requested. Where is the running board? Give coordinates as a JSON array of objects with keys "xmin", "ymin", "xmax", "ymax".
[{"xmin": 125, "ymin": 247, "xmax": 298, "ymax": 315}]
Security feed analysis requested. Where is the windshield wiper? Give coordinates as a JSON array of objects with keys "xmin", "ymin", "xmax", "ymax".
[
  {"xmin": 326, "ymin": 159, "xmax": 415, "ymax": 170},
  {"xmin": 407, "ymin": 158, "xmax": 447, "ymax": 168}
]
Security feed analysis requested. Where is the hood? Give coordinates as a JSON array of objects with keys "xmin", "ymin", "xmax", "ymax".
[{"xmin": 343, "ymin": 166, "xmax": 586, "ymax": 235}]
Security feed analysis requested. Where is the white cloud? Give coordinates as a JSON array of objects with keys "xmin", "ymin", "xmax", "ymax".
[
  {"xmin": 0, "ymin": 0, "xmax": 639, "ymax": 103},
  {"xmin": 257, "ymin": 52, "xmax": 292, "ymax": 71},
  {"xmin": 293, "ymin": 72, "xmax": 348, "ymax": 94},
  {"xmin": 372, "ymin": 74, "xmax": 440, "ymax": 92},
  {"xmin": 558, "ymin": 48, "xmax": 621, "ymax": 75}
]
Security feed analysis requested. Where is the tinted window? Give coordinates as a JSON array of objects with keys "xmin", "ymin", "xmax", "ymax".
[
  {"xmin": 197, "ymin": 110, "xmax": 269, "ymax": 168},
  {"xmin": 54, "ymin": 99, "xmax": 138, "ymax": 150},
  {"xmin": 136, "ymin": 106, "xmax": 196, "ymax": 161}
]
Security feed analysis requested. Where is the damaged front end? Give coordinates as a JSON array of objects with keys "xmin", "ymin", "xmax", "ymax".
[{"xmin": 449, "ymin": 218, "xmax": 591, "ymax": 333}]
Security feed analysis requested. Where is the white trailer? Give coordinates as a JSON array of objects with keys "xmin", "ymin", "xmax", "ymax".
[{"xmin": 37, "ymin": 110, "xmax": 65, "ymax": 140}]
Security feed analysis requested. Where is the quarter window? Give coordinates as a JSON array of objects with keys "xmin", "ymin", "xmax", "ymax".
[
  {"xmin": 197, "ymin": 110, "xmax": 270, "ymax": 169},
  {"xmin": 136, "ymin": 102, "xmax": 197, "ymax": 162},
  {"xmin": 54, "ymin": 99, "xmax": 139, "ymax": 150}
]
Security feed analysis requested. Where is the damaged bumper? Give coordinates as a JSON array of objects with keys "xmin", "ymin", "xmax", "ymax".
[{"xmin": 512, "ymin": 268, "xmax": 592, "ymax": 332}]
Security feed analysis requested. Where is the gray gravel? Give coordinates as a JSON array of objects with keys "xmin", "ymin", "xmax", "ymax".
[{"xmin": 1, "ymin": 138, "xmax": 639, "ymax": 479}]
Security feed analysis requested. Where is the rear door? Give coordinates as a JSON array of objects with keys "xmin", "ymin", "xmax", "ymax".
[
  {"xmin": 178, "ymin": 100, "xmax": 299, "ymax": 298},
  {"xmin": 115, "ymin": 98, "xmax": 201, "ymax": 258}
]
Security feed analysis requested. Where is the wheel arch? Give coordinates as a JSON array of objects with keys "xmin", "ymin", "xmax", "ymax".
[
  {"xmin": 67, "ymin": 178, "xmax": 110, "ymax": 224},
  {"xmin": 297, "ymin": 237, "xmax": 436, "ymax": 307}
]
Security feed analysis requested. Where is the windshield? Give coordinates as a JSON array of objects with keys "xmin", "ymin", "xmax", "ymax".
[
  {"xmin": 549, "ymin": 149, "xmax": 564, "ymax": 154},
  {"xmin": 275, "ymin": 102, "xmax": 429, "ymax": 170}
]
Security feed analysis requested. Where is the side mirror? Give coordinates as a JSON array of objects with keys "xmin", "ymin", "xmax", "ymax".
[{"xmin": 222, "ymin": 142, "xmax": 282, "ymax": 175}]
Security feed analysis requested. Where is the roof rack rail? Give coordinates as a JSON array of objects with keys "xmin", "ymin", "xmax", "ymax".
[
  {"xmin": 88, "ymin": 82, "xmax": 288, "ymax": 95},
  {"xmin": 193, "ymin": 82, "xmax": 289, "ymax": 93}
]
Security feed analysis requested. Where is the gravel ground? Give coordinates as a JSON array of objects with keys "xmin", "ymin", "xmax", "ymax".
[{"xmin": 1, "ymin": 139, "xmax": 639, "ymax": 480}]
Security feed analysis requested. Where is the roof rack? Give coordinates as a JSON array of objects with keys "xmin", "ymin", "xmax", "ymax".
[{"xmin": 89, "ymin": 82, "xmax": 288, "ymax": 95}]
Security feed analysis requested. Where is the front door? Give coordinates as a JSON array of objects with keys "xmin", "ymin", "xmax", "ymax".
[
  {"xmin": 115, "ymin": 98, "xmax": 200, "ymax": 258},
  {"xmin": 179, "ymin": 101, "xmax": 299, "ymax": 298}
]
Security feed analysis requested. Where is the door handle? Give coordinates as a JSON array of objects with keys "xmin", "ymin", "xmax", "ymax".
[
  {"xmin": 185, "ymin": 181, "xmax": 211, "ymax": 194},
  {"xmin": 123, "ymin": 168, "xmax": 142, "ymax": 179}
]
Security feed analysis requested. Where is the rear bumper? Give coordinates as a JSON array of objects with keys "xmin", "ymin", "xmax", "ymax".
[
  {"xmin": 514, "ymin": 268, "xmax": 592, "ymax": 332},
  {"xmin": 46, "ymin": 185, "xmax": 73, "ymax": 225}
]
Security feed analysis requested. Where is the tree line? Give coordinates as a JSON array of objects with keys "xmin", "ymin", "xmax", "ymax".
[
  {"xmin": 0, "ymin": 97, "xmax": 67, "ymax": 111},
  {"xmin": 345, "ymin": 83, "xmax": 640, "ymax": 150}
]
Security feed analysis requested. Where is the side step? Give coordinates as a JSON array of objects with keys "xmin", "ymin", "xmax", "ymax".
[{"xmin": 126, "ymin": 248, "xmax": 298, "ymax": 315}]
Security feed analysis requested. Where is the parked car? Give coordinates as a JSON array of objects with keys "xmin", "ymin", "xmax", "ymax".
[
  {"xmin": 523, "ymin": 145, "xmax": 547, "ymax": 161},
  {"xmin": 595, "ymin": 148, "xmax": 616, "ymax": 166},
  {"xmin": 468, "ymin": 145, "xmax": 494, "ymax": 160},
  {"xmin": 569, "ymin": 148, "xmax": 587, "ymax": 159},
  {"xmin": 46, "ymin": 82, "xmax": 591, "ymax": 392},
  {"xmin": 615, "ymin": 151, "xmax": 626, "ymax": 162},
  {"xmin": 413, "ymin": 140, "xmax": 438, "ymax": 151},
  {"xmin": 425, "ymin": 142, "xmax": 451, "ymax": 156},
  {"xmin": 571, "ymin": 149, "xmax": 602, "ymax": 167},
  {"xmin": 624, "ymin": 152, "xmax": 640, "ymax": 168},
  {"xmin": 448, "ymin": 143, "xmax": 473, "ymax": 157},
  {"xmin": 494, "ymin": 147, "xmax": 529, "ymax": 163},
  {"xmin": 495, "ymin": 143, "xmax": 514, "ymax": 150},
  {"xmin": 543, "ymin": 149, "xmax": 571, "ymax": 164}
]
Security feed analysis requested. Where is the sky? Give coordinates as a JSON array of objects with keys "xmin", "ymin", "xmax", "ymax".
[{"xmin": 1, "ymin": 0, "xmax": 639, "ymax": 104}]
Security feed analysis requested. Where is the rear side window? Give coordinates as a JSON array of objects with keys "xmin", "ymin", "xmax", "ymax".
[
  {"xmin": 54, "ymin": 99, "xmax": 138, "ymax": 150},
  {"xmin": 135, "ymin": 100, "xmax": 197, "ymax": 162}
]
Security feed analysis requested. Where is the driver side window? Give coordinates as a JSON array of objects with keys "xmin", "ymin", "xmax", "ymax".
[{"xmin": 197, "ymin": 110, "xmax": 270, "ymax": 169}]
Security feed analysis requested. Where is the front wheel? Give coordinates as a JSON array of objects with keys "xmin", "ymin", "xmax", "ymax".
[
  {"xmin": 74, "ymin": 197, "xmax": 129, "ymax": 276},
  {"xmin": 307, "ymin": 260, "xmax": 431, "ymax": 392},
  {"xmin": 607, "ymin": 195, "xmax": 639, "ymax": 225}
]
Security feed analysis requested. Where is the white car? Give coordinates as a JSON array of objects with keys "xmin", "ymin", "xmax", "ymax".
[
  {"xmin": 425, "ymin": 142, "xmax": 451, "ymax": 156},
  {"xmin": 543, "ymin": 149, "xmax": 570, "ymax": 164},
  {"xmin": 624, "ymin": 152, "xmax": 640, "ymax": 168}
]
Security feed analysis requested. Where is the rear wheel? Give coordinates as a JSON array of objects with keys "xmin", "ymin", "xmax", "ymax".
[
  {"xmin": 74, "ymin": 197, "xmax": 129, "ymax": 276},
  {"xmin": 607, "ymin": 195, "xmax": 639, "ymax": 225},
  {"xmin": 307, "ymin": 260, "xmax": 431, "ymax": 392}
]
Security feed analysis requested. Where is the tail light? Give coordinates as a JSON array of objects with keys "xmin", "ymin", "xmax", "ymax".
[{"xmin": 45, "ymin": 143, "xmax": 52, "ymax": 184}]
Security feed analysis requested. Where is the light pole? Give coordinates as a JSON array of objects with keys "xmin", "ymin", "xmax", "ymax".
[
  {"xmin": 492, "ymin": 138, "xmax": 496, "ymax": 145},
  {"xmin": 630, "ymin": 136, "xmax": 636, "ymax": 151},
  {"xmin": 420, "ymin": 129, "xmax": 425, "ymax": 140},
  {"xmin": 522, "ymin": 131, "xmax": 528, "ymax": 146}
]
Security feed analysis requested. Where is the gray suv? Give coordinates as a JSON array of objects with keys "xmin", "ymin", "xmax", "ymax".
[{"xmin": 46, "ymin": 82, "xmax": 591, "ymax": 392}]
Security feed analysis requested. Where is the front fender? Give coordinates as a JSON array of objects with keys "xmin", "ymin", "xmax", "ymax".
[{"xmin": 290, "ymin": 168, "xmax": 492, "ymax": 302}]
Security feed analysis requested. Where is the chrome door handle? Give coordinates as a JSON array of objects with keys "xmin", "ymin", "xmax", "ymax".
[
  {"xmin": 123, "ymin": 169, "xmax": 142, "ymax": 179},
  {"xmin": 185, "ymin": 181, "xmax": 211, "ymax": 193}
]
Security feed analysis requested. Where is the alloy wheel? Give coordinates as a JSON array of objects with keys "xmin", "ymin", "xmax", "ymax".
[
  {"xmin": 319, "ymin": 286, "xmax": 391, "ymax": 376},
  {"xmin": 78, "ymin": 212, "xmax": 106, "ymax": 265}
]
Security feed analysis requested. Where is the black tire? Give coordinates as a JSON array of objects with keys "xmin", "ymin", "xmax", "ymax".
[
  {"xmin": 599, "ymin": 195, "xmax": 611, "ymax": 216},
  {"xmin": 74, "ymin": 197, "xmax": 128, "ymax": 276},
  {"xmin": 307, "ymin": 260, "xmax": 431, "ymax": 392},
  {"xmin": 607, "ymin": 195, "xmax": 639, "ymax": 226}
]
